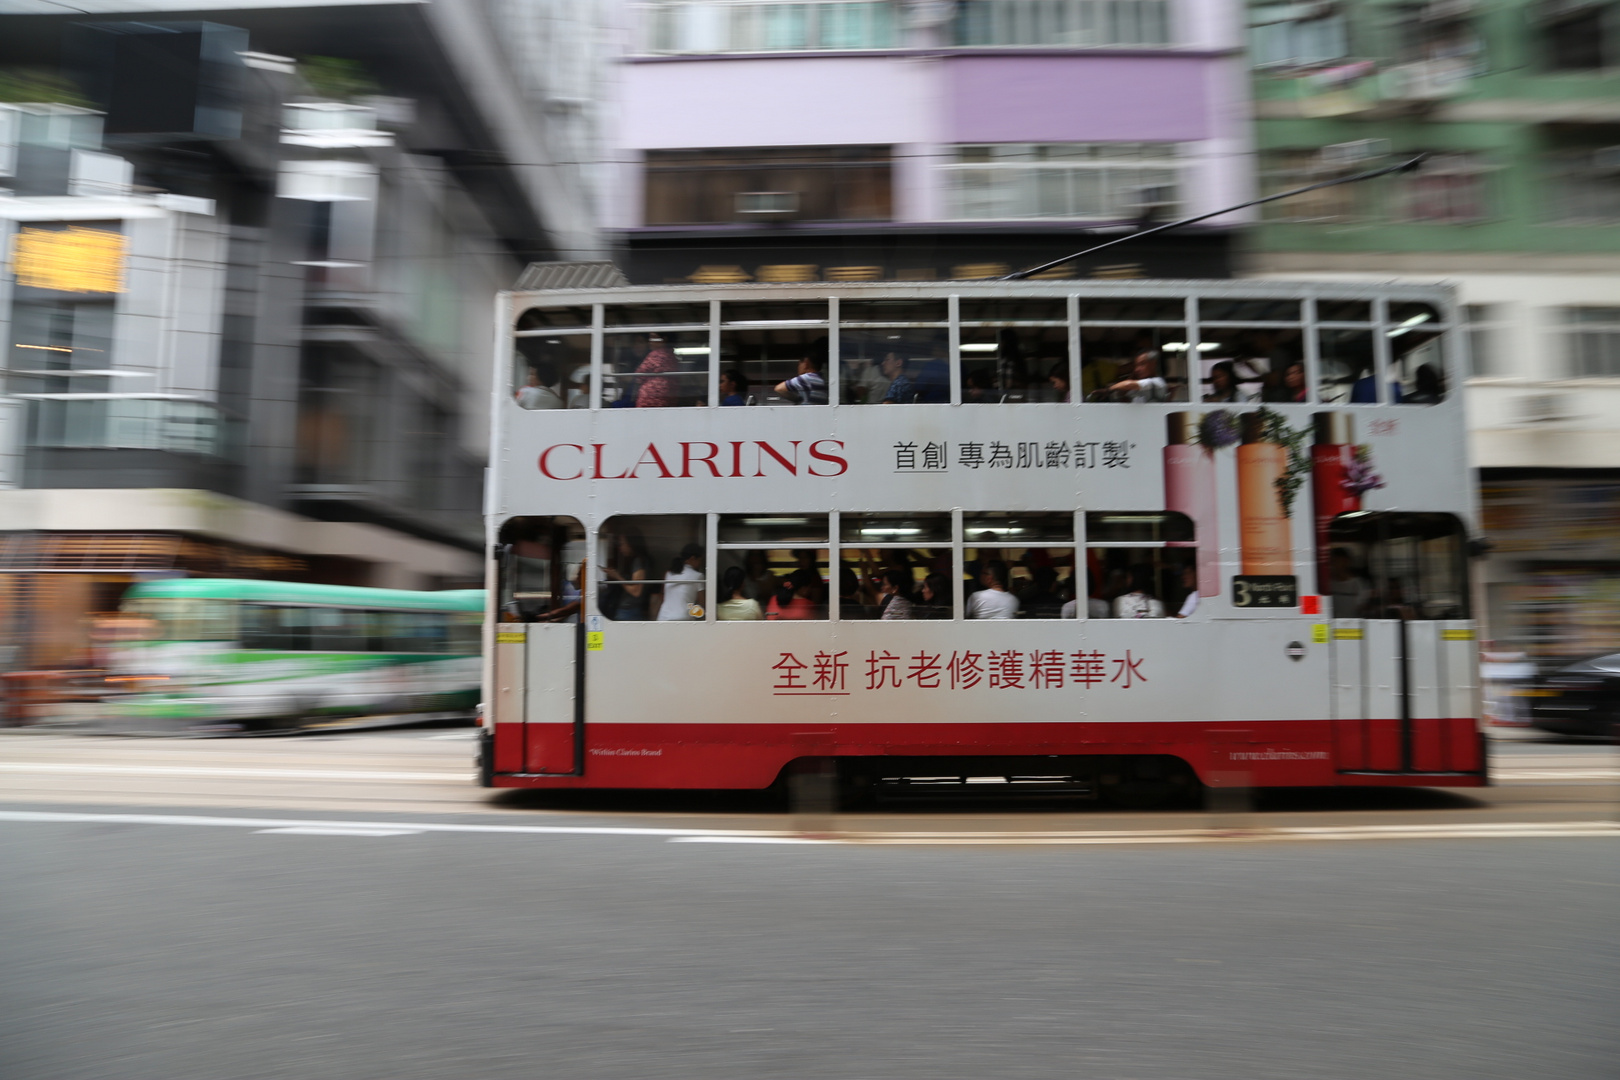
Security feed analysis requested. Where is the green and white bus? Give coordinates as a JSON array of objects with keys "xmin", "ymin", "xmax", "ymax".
[{"xmin": 110, "ymin": 579, "xmax": 483, "ymax": 729}]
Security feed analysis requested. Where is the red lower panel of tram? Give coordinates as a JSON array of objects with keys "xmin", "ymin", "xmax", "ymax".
[{"xmin": 491, "ymin": 718, "xmax": 1485, "ymax": 789}]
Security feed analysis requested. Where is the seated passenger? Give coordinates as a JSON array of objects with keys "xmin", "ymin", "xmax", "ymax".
[
  {"xmin": 767, "ymin": 568, "xmax": 826, "ymax": 620},
  {"xmin": 963, "ymin": 368, "xmax": 996, "ymax": 404},
  {"xmin": 1174, "ymin": 564, "xmax": 1200, "ymax": 618},
  {"xmin": 877, "ymin": 568, "xmax": 914, "ymax": 620},
  {"xmin": 720, "ymin": 368, "xmax": 748, "ymax": 407},
  {"xmin": 566, "ymin": 364, "xmax": 591, "ymax": 409},
  {"xmin": 917, "ymin": 573, "xmax": 951, "ymax": 619},
  {"xmin": 742, "ymin": 550, "xmax": 778, "ymax": 603},
  {"xmin": 1405, "ymin": 363, "xmax": 1443, "ymax": 404},
  {"xmin": 657, "ymin": 544, "xmax": 705, "ymax": 621},
  {"xmin": 717, "ymin": 565, "xmax": 763, "ymax": 621},
  {"xmin": 1113, "ymin": 568, "xmax": 1166, "ymax": 619},
  {"xmin": 1047, "ymin": 363, "xmax": 1071, "ymax": 403},
  {"xmin": 967, "ymin": 560, "xmax": 1020, "ymax": 619},
  {"xmin": 775, "ymin": 351, "xmax": 828, "ymax": 405},
  {"xmin": 1107, "ymin": 351, "xmax": 1170, "ymax": 403},
  {"xmin": 1021, "ymin": 566, "xmax": 1064, "ymax": 619},
  {"xmin": 516, "ymin": 361, "xmax": 564, "ymax": 410},
  {"xmin": 634, "ymin": 335, "xmax": 678, "ymax": 408},
  {"xmin": 1203, "ymin": 361, "xmax": 1248, "ymax": 404},
  {"xmin": 879, "ymin": 353, "xmax": 915, "ymax": 404}
]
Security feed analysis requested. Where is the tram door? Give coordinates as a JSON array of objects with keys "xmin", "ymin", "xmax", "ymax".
[
  {"xmin": 1327, "ymin": 513, "xmax": 1481, "ymax": 774},
  {"xmin": 495, "ymin": 516, "xmax": 586, "ymax": 776}
]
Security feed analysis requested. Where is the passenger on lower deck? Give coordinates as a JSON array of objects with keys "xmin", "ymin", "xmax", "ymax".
[
  {"xmin": 967, "ymin": 560, "xmax": 1020, "ymax": 619},
  {"xmin": 656, "ymin": 544, "xmax": 705, "ymax": 621},
  {"xmin": 877, "ymin": 568, "xmax": 914, "ymax": 620},
  {"xmin": 1113, "ymin": 568, "xmax": 1166, "ymax": 619},
  {"xmin": 717, "ymin": 566, "xmax": 763, "ymax": 621}
]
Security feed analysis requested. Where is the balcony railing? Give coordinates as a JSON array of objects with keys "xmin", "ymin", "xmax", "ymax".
[{"xmin": 16, "ymin": 395, "xmax": 224, "ymax": 457}]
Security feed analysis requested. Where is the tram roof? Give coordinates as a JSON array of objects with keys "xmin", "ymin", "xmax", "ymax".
[{"xmin": 125, "ymin": 579, "xmax": 485, "ymax": 612}]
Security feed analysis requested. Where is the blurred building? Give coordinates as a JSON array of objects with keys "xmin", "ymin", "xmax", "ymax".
[
  {"xmin": 1244, "ymin": 0, "xmax": 1620, "ymax": 658},
  {"xmin": 606, "ymin": 0, "xmax": 1254, "ymax": 282},
  {"xmin": 0, "ymin": 3, "xmax": 605, "ymax": 670}
]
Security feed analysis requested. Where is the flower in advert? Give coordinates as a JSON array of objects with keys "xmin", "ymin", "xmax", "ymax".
[
  {"xmin": 1198, "ymin": 409, "xmax": 1240, "ymax": 451},
  {"xmin": 1343, "ymin": 445, "xmax": 1386, "ymax": 496}
]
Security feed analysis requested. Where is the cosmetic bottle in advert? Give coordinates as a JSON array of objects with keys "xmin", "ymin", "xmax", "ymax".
[
  {"xmin": 1237, "ymin": 412, "xmax": 1291, "ymax": 575},
  {"xmin": 1311, "ymin": 412, "xmax": 1359, "ymax": 593},
  {"xmin": 1164, "ymin": 412, "xmax": 1217, "ymax": 598}
]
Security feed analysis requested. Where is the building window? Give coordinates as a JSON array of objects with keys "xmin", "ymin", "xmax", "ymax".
[
  {"xmin": 1259, "ymin": 148, "xmax": 1487, "ymax": 223},
  {"xmin": 1544, "ymin": 126, "xmax": 1620, "ymax": 224},
  {"xmin": 1396, "ymin": 152, "xmax": 1489, "ymax": 222},
  {"xmin": 643, "ymin": 146, "xmax": 892, "ymax": 225},
  {"xmin": 643, "ymin": 1, "xmax": 898, "ymax": 54},
  {"xmin": 942, "ymin": 143, "xmax": 1182, "ymax": 222},
  {"xmin": 1541, "ymin": 0, "xmax": 1614, "ymax": 71},
  {"xmin": 1564, "ymin": 307, "xmax": 1620, "ymax": 377},
  {"xmin": 1249, "ymin": 3, "xmax": 1348, "ymax": 68},
  {"xmin": 954, "ymin": 0, "xmax": 1173, "ymax": 46}
]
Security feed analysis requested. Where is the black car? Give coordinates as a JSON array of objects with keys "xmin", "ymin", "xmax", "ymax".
[{"xmin": 1526, "ymin": 653, "xmax": 1620, "ymax": 740}]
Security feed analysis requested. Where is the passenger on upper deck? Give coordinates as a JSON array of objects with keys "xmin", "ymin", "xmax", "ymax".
[
  {"xmin": 1107, "ymin": 351, "xmax": 1170, "ymax": 403},
  {"xmin": 967, "ymin": 560, "xmax": 1020, "ymax": 620},
  {"xmin": 775, "ymin": 351, "xmax": 828, "ymax": 405},
  {"xmin": 1203, "ymin": 361, "xmax": 1248, "ymax": 403},
  {"xmin": 634, "ymin": 335, "xmax": 678, "ymax": 408},
  {"xmin": 720, "ymin": 368, "xmax": 748, "ymax": 406},
  {"xmin": 879, "ymin": 353, "xmax": 915, "ymax": 404},
  {"xmin": 516, "ymin": 362, "xmax": 564, "ymax": 410}
]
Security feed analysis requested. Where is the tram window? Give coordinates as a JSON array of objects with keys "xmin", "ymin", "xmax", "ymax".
[
  {"xmin": 309, "ymin": 607, "xmax": 364, "ymax": 652},
  {"xmin": 1085, "ymin": 512, "xmax": 1193, "ymax": 544},
  {"xmin": 603, "ymin": 332, "xmax": 709, "ymax": 408},
  {"xmin": 497, "ymin": 516, "xmax": 587, "ymax": 622},
  {"xmin": 1079, "ymin": 297, "xmax": 1184, "ymax": 322},
  {"xmin": 1327, "ymin": 512, "xmax": 1468, "ymax": 620},
  {"xmin": 1388, "ymin": 303, "xmax": 1446, "ymax": 405},
  {"xmin": 1196, "ymin": 327, "xmax": 1304, "ymax": 404},
  {"xmin": 1080, "ymin": 326, "xmax": 1189, "ymax": 402},
  {"xmin": 959, "ymin": 298, "xmax": 1067, "ymax": 323},
  {"xmin": 958, "ymin": 327, "xmax": 1070, "ymax": 403},
  {"xmin": 514, "ymin": 333, "xmax": 590, "ymax": 410},
  {"xmin": 721, "ymin": 301, "xmax": 829, "ymax": 324},
  {"xmin": 1198, "ymin": 299, "xmax": 1300, "ymax": 323},
  {"xmin": 1317, "ymin": 300, "xmax": 1372, "ymax": 322},
  {"xmin": 716, "ymin": 547, "xmax": 829, "ymax": 621},
  {"xmin": 718, "ymin": 328, "xmax": 828, "ymax": 405},
  {"xmin": 516, "ymin": 305, "xmax": 591, "ymax": 329},
  {"xmin": 839, "ymin": 548, "xmax": 952, "ymax": 619},
  {"xmin": 1318, "ymin": 329, "xmax": 1376, "ymax": 404},
  {"xmin": 599, "ymin": 514, "xmax": 706, "ymax": 621},
  {"xmin": 839, "ymin": 512, "xmax": 951, "ymax": 544},
  {"xmin": 962, "ymin": 546, "xmax": 1076, "ymax": 619},
  {"xmin": 965, "ymin": 512, "xmax": 1074, "ymax": 543},
  {"xmin": 1083, "ymin": 547, "xmax": 1196, "ymax": 619},
  {"xmin": 371, "ymin": 611, "xmax": 449, "ymax": 653},
  {"xmin": 840, "ymin": 327, "xmax": 949, "ymax": 404},
  {"xmin": 603, "ymin": 302, "xmax": 710, "ymax": 327},
  {"xmin": 840, "ymin": 299, "xmax": 947, "ymax": 324}
]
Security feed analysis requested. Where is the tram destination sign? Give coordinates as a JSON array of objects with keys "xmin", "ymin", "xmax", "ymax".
[{"xmin": 1231, "ymin": 575, "xmax": 1297, "ymax": 608}]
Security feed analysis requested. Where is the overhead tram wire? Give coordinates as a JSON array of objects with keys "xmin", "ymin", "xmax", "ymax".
[{"xmin": 1001, "ymin": 154, "xmax": 1429, "ymax": 281}]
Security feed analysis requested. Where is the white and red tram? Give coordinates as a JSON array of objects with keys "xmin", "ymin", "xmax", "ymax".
[{"xmin": 479, "ymin": 279, "xmax": 1484, "ymax": 800}]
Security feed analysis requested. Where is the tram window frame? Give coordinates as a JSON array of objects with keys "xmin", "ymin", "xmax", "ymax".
[
  {"xmin": 497, "ymin": 516, "xmax": 587, "ymax": 623},
  {"xmin": 1385, "ymin": 301, "xmax": 1448, "ymax": 406},
  {"xmin": 1326, "ymin": 511, "xmax": 1468, "ymax": 620},
  {"xmin": 602, "ymin": 330, "xmax": 711, "ymax": 409},
  {"xmin": 838, "ymin": 512, "xmax": 954, "ymax": 620},
  {"xmin": 962, "ymin": 512, "xmax": 1077, "ymax": 620},
  {"xmin": 1084, "ymin": 512, "xmax": 1197, "ymax": 620},
  {"xmin": 715, "ymin": 513, "xmax": 830, "ymax": 621},
  {"xmin": 1195, "ymin": 325, "xmax": 1306, "ymax": 405},
  {"xmin": 598, "ymin": 514, "xmax": 708, "ymax": 622}
]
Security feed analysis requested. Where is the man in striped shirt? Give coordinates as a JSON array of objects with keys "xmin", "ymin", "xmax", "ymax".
[{"xmin": 775, "ymin": 351, "xmax": 828, "ymax": 405}]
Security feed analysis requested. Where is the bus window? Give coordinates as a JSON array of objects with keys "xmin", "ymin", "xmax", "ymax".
[
  {"xmin": 963, "ymin": 513, "xmax": 1075, "ymax": 619},
  {"xmin": 310, "ymin": 608, "xmax": 364, "ymax": 652},
  {"xmin": 1084, "ymin": 512, "xmax": 1196, "ymax": 619},
  {"xmin": 717, "ymin": 513, "xmax": 829, "ymax": 620},
  {"xmin": 599, "ymin": 514, "xmax": 706, "ymax": 621},
  {"xmin": 1327, "ymin": 512, "xmax": 1468, "ymax": 619},
  {"xmin": 123, "ymin": 598, "xmax": 234, "ymax": 642},
  {"xmin": 1196, "ymin": 327, "xmax": 1304, "ymax": 404},
  {"xmin": 1388, "ymin": 302, "xmax": 1446, "ymax": 405},
  {"xmin": 1080, "ymin": 325, "xmax": 1189, "ymax": 403},
  {"xmin": 839, "ymin": 512, "xmax": 952, "ymax": 620},
  {"xmin": 370, "ymin": 611, "xmax": 449, "ymax": 652},
  {"xmin": 514, "ymin": 332, "xmax": 589, "ymax": 410},
  {"xmin": 497, "ymin": 516, "xmax": 587, "ymax": 622},
  {"xmin": 839, "ymin": 298, "xmax": 948, "ymax": 404},
  {"xmin": 1318, "ymin": 328, "xmax": 1375, "ymax": 404},
  {"xmin": 448, "ymin": 612, "xmax": 481, "ymax": 654},
  {"xmin": 604, "ymin": 331, "xmax": 708, "ymax": 408},
  {"xmin": 241, "ymin": 605, "xmax": 310, "ymax": 651}
]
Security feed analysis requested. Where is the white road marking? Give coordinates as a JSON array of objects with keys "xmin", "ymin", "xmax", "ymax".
[
  {"xmin": 1494, "ymin": 769, "xmax": 1620, "ymax": 780},
  {"xmin": 0, "ymin": 763, "xmax": 469, "ymax": 782},
  {"xmin": 0, "ymin": 810, "xmax": 1617, "ymax": 846},
  {"xmin": 252, "ymin": 835, "xmax": 424, "ymax": 841}
]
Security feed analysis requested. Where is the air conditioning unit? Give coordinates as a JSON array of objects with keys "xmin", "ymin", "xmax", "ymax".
[
  {"xmin": 1519, "ymin": 392, "xmax": 1576, "ymax": 423},
  {"xmin": 1321, "ymin": 138, "xmax": 1391, "ymax": 167},
  {"xmin": 735, "ymin": 191, "xmax": 800, "ymax": 217}
]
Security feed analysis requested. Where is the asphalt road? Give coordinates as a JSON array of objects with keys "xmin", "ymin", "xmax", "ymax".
[
  {"xmin": 2, "ymin": 804, "xmax": 1617, "ymax": 1080},
  {"xmin": 2, "ymin": 729, "xmax": 1617, "ymax": 1080}
]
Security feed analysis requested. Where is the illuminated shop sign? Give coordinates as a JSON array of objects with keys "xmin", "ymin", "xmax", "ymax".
[{"xmin": 10, "ymin": 225, "xmax": 127, "ymax": 293}]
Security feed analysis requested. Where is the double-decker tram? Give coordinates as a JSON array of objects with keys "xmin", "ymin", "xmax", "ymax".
[{"xmin": 480, "ymin": 277, "xmax": 1484, "ymax": 801}]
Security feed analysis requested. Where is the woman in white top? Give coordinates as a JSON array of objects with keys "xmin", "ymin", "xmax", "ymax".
[
  {"xmin": 516, "ymin": 364, "xmax": 565, "ymax": 410},
  {"xmin": 967, "ymin": 560, "xmax": 1021, "ymax": 620},
  {"xmin": 877, "ymin": 568, "xmax": 914, "ymax": 620},
  {"xmin": 717, "ymin": 566, "xmax": 763, "ymax": 621},
  {"xmin": 657, "ymin": 544, "xmax": 705, "ymax": 621}
]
